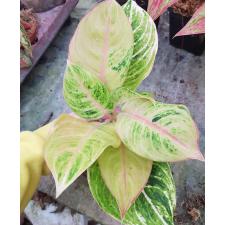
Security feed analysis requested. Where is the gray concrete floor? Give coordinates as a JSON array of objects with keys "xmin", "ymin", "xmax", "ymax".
[{"xmin": 21, "ymin": 0, "xmax": 205, "ymax": 224}]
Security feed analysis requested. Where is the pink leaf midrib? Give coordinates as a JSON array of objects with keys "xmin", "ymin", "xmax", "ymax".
[
  {"xmin": 58, "ymin": 123, "xmax": 102, "ymax": 185},
  {"xmin": 118, "ymin": 144, "xmax": 152, "ymax": 218},
  {"xmin": 119, "ymin": 144, "xmax": 127, "ymax": 217},
  {"xmin": 75, "ymin": 73, "xmax": 110, "ymax": 119},
  {"xmin": 99, "ymin": 0, "xmax": 112, "ymax": 84},
  {"xmin": 124, "ymin": 111, "xmax": 193, "ymax": 151}
]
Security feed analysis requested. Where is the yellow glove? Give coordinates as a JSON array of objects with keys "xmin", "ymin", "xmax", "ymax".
[{"xmin": 20, "ymin": 122, "xmax": 53, "ymax": 213}]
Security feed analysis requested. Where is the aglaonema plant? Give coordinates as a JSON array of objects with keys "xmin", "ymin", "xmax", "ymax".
[
  {"xmin": 174, "ymin": 2, "xmax": 205, "ymax": 37},
  {"xmin": 44, "ymin": 0, "xmax": 204, "ymax": 224},
  {"xmin": 147, "ymin": 0, "xmax": 205, "ymax": 37}
]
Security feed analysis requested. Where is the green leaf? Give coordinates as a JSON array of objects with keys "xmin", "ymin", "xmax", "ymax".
[
  {"xmin": 98, "ymin": 145, "xmax": 153, "ymax": 218},
  {"xmin": 115, "ymin": 97, "xmax": 204, "ymax": 162},
  {"xmin": 64, "ymin": 65, "xmax": 112, "ymax": 120},
  {"xmin": 67, "ymin": 0, "xmax": 133, "ymax": 92},
  {"xmin": 88, "ymin": 161, "xmax": 176, "ymax": 225},
  {"xmin": 44, "ymin": 114, "xmax": 120, "ymax": 197},
  {"xmin": 122, "ymin": 0, "xmax": 158, "ymax": 90}
]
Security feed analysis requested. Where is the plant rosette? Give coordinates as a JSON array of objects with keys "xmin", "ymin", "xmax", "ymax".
[{"xmin": 43, "ymin": 1, "xmax": 204, "ymax": 224}]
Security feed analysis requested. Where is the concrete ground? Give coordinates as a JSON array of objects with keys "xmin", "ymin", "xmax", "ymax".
[{"xmin": 21, "ymin": 0, "xmax": 205, "ymax": 224}]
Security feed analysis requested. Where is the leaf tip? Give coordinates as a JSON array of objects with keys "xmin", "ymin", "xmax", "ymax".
[
  {"xmin": 173, "ymin": 33, "xmax": 180, "ymax": 38},
  {"xmin": 55, "ymin": 184, "xmax": 65, "ymax": 199},
  {"xmin": 119, "ymin": 208, "xmax": 127, "ymax": 220},
  {"xmin": 117, "ymin": 199, "xmax": 131, "ymax": 220},
  {"xmin": 190, "ymin": 150, "xmax": 205, "ymax": 162}
]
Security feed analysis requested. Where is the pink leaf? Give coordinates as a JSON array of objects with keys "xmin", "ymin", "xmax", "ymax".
[
  {"xmin": 175, "ymin": 3, "xmax": 205, "ymax": 37},
  {"xmin": 147, "ymin": 0, "xmax": 179, "ymax": 20}
]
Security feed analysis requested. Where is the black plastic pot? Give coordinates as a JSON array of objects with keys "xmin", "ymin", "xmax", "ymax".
[
  {"xmin": 135, "ymin": 0, "xmax": 148, "ymax": 10},
  {"xmin": 116, "ymin": 0, "xmax": 160, "ymax": 29},
  {"xmin": 116, "ymin": 0, "xmax": 128, "ymax": 5},
  {"xmin": 169, "ymin": 8, "xmax": 205, "ymax": 56}
]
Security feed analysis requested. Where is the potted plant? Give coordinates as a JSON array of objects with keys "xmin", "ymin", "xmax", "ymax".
[
  {"xmin": 169, "ymin": 0, "xmax": 205, "ymax": 55},
  {"xmin": 23, "ymin": 0, "xmax": 204, "ymax": 224}
]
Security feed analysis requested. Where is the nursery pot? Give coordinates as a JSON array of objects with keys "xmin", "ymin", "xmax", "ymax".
[
  {"xmin": 116, "ymin": 0, "xmax": 160, "ymax": 29},
  {"xmin": 169, "ymin": 8, "xmax": 205, "ymax": 56}
]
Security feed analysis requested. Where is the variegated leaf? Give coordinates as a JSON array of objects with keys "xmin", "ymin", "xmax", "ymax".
[
  {"xmin": 147, "ymin": 0, "xmax": 179, "ymax": 21},
  {"xmin": 122, "ymin": 0, "xmax": 158, "ymax": 90},
  {"xmin": 64, "ymin": 65, "xmax": 112, "ymax": 120},
  {"xmin": 98, "ymin": 145, "xmax": 153, "ymax": 218},
  {"xmin": 175, "ymin": 3, "xmax": 205, "ymax": 37},
  {"xmin": 88, "ymin": 161, "xmax": 176, "ymax": 225},
  {"xmin": 110, "ymin": 87, "xmax": 155, "ymax": 110},
  {"xmin": 139, "ymin": 91, "xmax": 155, "ymax": 99},
  {"xmin": 44, "ymin": 114, "xmax": 120, "ymax": 197},
  {"xmin": 68, "ymin": 0, "xmax": 133, "ymax": 92},
  {"xmin": 115, "ymin": 97, "xmax": 204, "ymax": 162}
]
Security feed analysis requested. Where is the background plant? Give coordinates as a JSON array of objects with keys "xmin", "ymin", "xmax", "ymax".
[
  {"xmin": 147, "ymin": 0, "xmax": 205, "ymax": 36},
  {"xmin": 147, "ymin": 0, "xmax": 179, "ymax": 20},
  {"xmin": 174, "ymin": 2, "xmax": 205, "ymax": 37},
  {"xmin": 44, "ymin": 0, "xmax": 204, "ymax": 224},
  {"xmin": 20, "ymin": 9, "xmax": 38, "ymax": 68},
  {"xmin": 20, "ymin": 23, "xmax": 32, "ymax": 68}
]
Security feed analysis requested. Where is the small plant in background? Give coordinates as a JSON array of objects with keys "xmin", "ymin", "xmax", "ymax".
[
  {"xmin": 147, "ymin": 0, "xmax": 205, "ymax": 55},
  {"xmin": 174, "ymin": 1, "xmax": 205, "ymax": 36},
  {"xmin": 20, "ymin": 9, "xmax": 38, "ymax": 68},
  {"xmin": 44, "ymin": 0, "xmax": 204, "ymax": 224},
  {"xmin": 20, "ymin": 23, "xmax": 32, "ymax": 68},
  {"xmin": 147, "ymin": 0, "xmax": 179, "ymax": 20},
  {"xmin": 147, "ymin": 0, "xmax": 205, "ymax": 36}
]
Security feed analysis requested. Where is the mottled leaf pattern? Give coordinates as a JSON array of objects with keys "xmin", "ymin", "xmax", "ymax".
[
  {"xmin": 147, "ymin": 0, "xmax": 179, "ymax": 20},
  {"xmin": 110, "ymin": 87, "xmax": 155, "ymax": 110},
  {"xmin": 122, "ymin": 0, "xmax": 158, "ymax": 90},
  {"xmin": 44, "ymin": 114, "xmax": 120, "ymax": 197},
  {"xmin": 64, "ymin": 65, "xmax": 112, "ymax": 120},
  {"xmin": 175, "ymin": 3, "xmax": 205, "ymax": 37},
  {"xmin": 88, "ymin": 161, "xmax": 176, "ymax": 225},
  {"xmin": 98, "ymin": 145, "xmax": 152, "ymax": 218},
  {"xmin": 68, "ymin": 0, "xmax": 133, "ymax": 92},
  {"xmin": 115, "ymin": 97, "xmax": 204, "ymax": 161}
]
